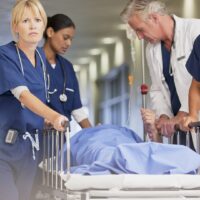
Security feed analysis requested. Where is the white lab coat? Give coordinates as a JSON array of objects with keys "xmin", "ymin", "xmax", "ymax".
[{"xmin": 146, "ymin": 15, "xmax": 200, "ymax": 118}]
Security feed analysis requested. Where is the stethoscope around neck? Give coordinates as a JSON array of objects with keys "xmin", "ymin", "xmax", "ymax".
[
  {"xmin": 58, "ymin": 59, "xmax": 68, "ymax": 103},
  {"xmin": 16, "ymin": 44, "xmax": 68, "ymax": 103},
  {"xmin": 15, "ymin": 44, "xmax": 49, "ymax": 102},
  {"xmin": 48, "ymin": 59, "xmax": 68, "ymax": 103}
]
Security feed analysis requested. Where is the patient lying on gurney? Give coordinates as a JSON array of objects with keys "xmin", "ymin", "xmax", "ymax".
[{"xmin": 61, "ymin": 124, "xmax": 200, "ymax": 175}]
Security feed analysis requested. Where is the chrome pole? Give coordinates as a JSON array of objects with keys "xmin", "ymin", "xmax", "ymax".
[
  {"xmin": 65, "ymin": 123, "xmax": 71, "ymax": 180},
  {"xmin": 42, "ymin": 129, "xmax": 46, "ymax": 186},
  {"xmin": 186, "ymin": 131, "xmax": 190, "ymax": 148},
  {"xmin": 47, "ymin": 129, "xmax": 50, "ymax": 187},
  {"xmin": 141, "ymin": 39, "xmax": 146, "ymax": 109},
  {"xmin": 141, "ymin": 39, "xmax": 148, "ymax": 142},
  {"xmin": 55, "ymin": 131, "xmax": 59, "ymax": 189},
  {"xmin": 51, "ymin": 130, "xmax": 54, "ymax": 188},
  {"xmin": 60, "ymin": 132, "xmax": 64, "ymax": 190},
  {"xmin": 177, "ymin": 131, "xmax": 180, "ymax": 145}
]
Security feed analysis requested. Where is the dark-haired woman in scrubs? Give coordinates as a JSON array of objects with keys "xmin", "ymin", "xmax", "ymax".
[{"xmin": 43, "ymin": 14, "xmax": 92, "ymax": 128}]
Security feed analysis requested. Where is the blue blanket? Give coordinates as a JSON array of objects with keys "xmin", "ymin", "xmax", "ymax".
[{"xmin": 63, "ymin": 124, "xmax": 200, "ymax": 175}]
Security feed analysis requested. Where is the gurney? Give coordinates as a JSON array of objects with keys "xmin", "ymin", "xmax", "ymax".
[{"xmin": 39, "ymin": 123, "xmax": 200, "ymax": 200}]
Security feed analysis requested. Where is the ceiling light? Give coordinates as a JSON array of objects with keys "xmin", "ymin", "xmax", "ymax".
[
  {"xmin": 77, "ymin": 57, "xmax": 91, "ymax": 65},
  {"xmin": 101, "ymin": 37, "xmax": 117, "ymax": 44},
  {"xmin": 88, "ymin": 48, "xmax": 102, "ymax": 56},
  {"xmin": 117, "ymin": 24, "xmax": 127, "ymax": 30}
]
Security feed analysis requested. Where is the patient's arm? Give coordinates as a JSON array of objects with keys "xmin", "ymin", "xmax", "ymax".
[{"xmin": 141, "ymin": 108, "xmax": 162, "ymax": 143}]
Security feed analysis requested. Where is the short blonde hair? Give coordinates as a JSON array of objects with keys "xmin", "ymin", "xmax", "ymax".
[
  {"xmin": 11, "ymin": 0, "xmax": 47, "ymax": 37},
  {"xmin": 121, "ymin": 0, "xmax": 168, "ymax": 23}
]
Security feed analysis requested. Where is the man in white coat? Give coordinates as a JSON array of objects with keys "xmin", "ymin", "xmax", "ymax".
[{"xmin": 121, "ymin": 0, "xmax": 200, "ymax": 146}]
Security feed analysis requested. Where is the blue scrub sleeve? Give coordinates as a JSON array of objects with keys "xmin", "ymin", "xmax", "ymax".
[
  {"xmin": 72, "ymin": 73, "xmax": 82, "ymax": 109},
  {"xmin": 0, "ymin": 53, "xmax": 27, "ymax": 95},
  {"xmin": 186, "ymin": 35, "xmax": 200, "ymax": 81}
]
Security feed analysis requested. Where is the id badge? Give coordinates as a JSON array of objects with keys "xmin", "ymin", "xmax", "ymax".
[{"xmin": 5, "ymin": 129, "xmax": 18, "ymax": 144}]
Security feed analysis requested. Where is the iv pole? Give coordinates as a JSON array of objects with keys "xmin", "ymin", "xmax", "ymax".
[{"xmin": 140, "ymin": 39, "xmax": 149, "ymax": 141}]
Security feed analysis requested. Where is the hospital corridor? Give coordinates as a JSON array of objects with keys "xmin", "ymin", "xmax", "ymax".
[{"xmin": 0, "ymin": 0, "xmax": 200, "ymax": 200}]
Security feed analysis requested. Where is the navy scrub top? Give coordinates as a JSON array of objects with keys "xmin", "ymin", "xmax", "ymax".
[
  {"xmin": 46, "ymin": 54, "xmax": 82, "ymax": 121},
  {"xmin": 186, "ymin": 35, "xmax": 200, "ymax": 81},
  {"xmin": 0, "ymin": 42, "xmax": 46, "ymax": 134},
  {"xmin": 161, "ymin": 41, "xmax": 181, "ymax": 115}
]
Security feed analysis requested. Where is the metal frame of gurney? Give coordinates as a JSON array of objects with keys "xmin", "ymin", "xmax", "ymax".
[{"xmin": 38, "ymin": 122, "xmax": 200, "ymax": 200}]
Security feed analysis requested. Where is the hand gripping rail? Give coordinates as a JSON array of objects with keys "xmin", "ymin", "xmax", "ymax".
[
  {"xmin": 42, "ymin": 121, "xmax": 70, "ymax": 191},
  {"xmin": 174, "ymin": 122, "xmax": 200, "ymax": 154}
]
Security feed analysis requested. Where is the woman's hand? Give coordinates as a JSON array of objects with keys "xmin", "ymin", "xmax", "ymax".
[
  {"xmin": 181, "ymin": 115, "xmax": 197, "ymax": 131},
  {"xmin": 53, "ymin": 115, "xmax": 68, "ymax": 131},
  {"xmin": 44, "ymin": 119, "xmax": 53, "ymax": 129}
]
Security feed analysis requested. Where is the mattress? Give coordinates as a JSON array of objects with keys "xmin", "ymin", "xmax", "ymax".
[{"xmin": 60, "ymin": 173, "xmax": 200, "ymax": 191}]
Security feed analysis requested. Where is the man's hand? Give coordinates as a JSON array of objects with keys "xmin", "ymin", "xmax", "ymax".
[
  {"xmin": 156, "ymin": 111, "xmax": 188, "ymax": 137},
  {"xmin": 156, "ymin": 115, "xmax": 173, "ymax": 137}
]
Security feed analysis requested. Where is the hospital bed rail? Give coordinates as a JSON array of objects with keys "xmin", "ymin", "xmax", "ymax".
[
  {"xmin": 38, "ymin": 122, "xmax": 200, "ymax": 200},
  {"xmin": 173, "ymin": 122, "xmax": 200, "ymax": 155},
  {"xmin": 40, "ymin": 122, "xmax": 70, "ymax": 199}
]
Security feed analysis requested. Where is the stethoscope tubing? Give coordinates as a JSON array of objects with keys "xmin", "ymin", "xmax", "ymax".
[{"xmin": 15, "ymin": 44, "xmax": 49, "ymax": 102}]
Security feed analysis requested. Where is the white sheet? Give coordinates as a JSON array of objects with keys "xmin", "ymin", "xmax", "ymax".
[{"xmin": 60, "ymin": 174, "xmax": 200, "ymax": 191}]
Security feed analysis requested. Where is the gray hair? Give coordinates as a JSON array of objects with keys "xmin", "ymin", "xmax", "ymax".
[{"xmin": 120, "ymin": 0, "xmax": 168, "ymax": 23}]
